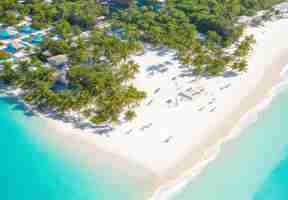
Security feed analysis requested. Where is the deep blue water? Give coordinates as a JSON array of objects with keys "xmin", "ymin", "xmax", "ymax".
[
  {"xmin": 171, "ymin": 84, "xmax": 288, "ymax": 199},
  {"xmin": 0, "ymin": 96, "xmax": 144, "ymax": 200}
]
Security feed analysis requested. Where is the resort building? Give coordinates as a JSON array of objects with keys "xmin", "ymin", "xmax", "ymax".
[{"xmin": 47, "ymin": 55, "xmax": 69, "ymax": 68}]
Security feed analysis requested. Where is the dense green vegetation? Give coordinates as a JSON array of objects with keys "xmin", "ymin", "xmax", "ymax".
[
  {"xmin": 0, "ymin": 0, "xmax": 284, "ymax": 124},
  {"xmin": 110, "ymin": 0, "xmax": 282, "ymax": 74},
  {"xmin": 0, "ymin": 28, "xmax": 145, "ymax": 123}
]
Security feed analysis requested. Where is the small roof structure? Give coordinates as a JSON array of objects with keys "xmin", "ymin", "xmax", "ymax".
[
  {"xmin": 47, "ymin": 54, "xmax": 69, "ymax": 67},
  {"xmin": 14, "ymin": 51, "xmax": 26, "ymax": 59},
  {"xmin": 24, "ymin": 16, "xmax": 32, "ymax": 22},
  {"xmin": 44, "ymin": 0, "xmax": 53, "ymax": 3},
  {"xmin": 42, "ymin": 50, "xmax": 52, "ymax": 57}
]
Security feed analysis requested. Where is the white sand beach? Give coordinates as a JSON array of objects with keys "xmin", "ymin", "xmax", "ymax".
[{"xmin": 30, "ymin": 14, "xmax": 288, "ymax": 198}]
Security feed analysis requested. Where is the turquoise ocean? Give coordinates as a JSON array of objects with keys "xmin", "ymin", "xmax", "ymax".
[
  {"xmin": 166, "ymin": 70, "xmax": 288, "ymax": 200},
  {"xmin": 0, "ymin": 96, "xmax": 145, "ymax": 200},
  {"xmin": 3, "ymin": 68, "xmax": 288, "ymax": 200}
]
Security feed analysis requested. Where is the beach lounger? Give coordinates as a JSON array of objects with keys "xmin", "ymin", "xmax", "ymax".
[
  {"xmin": 125, "ymin": 129, "xmax": 133, "ymax": 134},
  {"xmin": 166, "ymin": 99, "xmax": 173, "ymax": 104},
  {"xmin": 219, "ymin": 83, "xmax": 231, "ymax": 90},
  {"xmin": 159, "ymin": 67, "xmax": 168, "ymax": 73},
  {"xmin": 140, "ymin": 123, "xmax": 152, "ymax": 131},
  {"xmin": 165, "ymin": 61, "xmax": 173, "ymax": 65},
  {"xmin": 178, "ymin": 92, "xmax": 193, "ymax": 100},
  {"xmin": 198, "ymin": 105, "xmax": 206, "ymax": 111},
  {"xmin": 154, "ymin": 88, "xmax": 160, "ymax": 94},
  {"xmin": 146, "ymin": 99, "xmax": 153, "ymax": 106},
  {"xmin": 209, "ymin": 106, "xmax": 216, "ymax": 112},
  {"xmin": 163, "ymin": 136, "xmax": 173, "ymax": 143}
]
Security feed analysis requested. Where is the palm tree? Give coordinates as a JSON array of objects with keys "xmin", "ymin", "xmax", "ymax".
[{"xmin": 125, "ymin": 110, "xmax": 136, "ymax": 121}]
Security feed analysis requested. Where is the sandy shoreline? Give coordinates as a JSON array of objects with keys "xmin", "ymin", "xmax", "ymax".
[
  {"xmin": 13, "ymin": 16, "xmax": 288, "ymax": 200},
  {"xmin": 152, "ymin": 49, "xmax": 288, "ymax": 199},
  {"xmin": 151, "ymin": 19, "xmax": 288, "ymax": 196},
  {"xmin": 34, "ymin": 118, "xmax": 158, "ymax": 199}
]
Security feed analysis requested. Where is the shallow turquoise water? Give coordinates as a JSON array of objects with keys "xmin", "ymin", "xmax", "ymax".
[
  {"xmin": 6, "ymin": 80, "xmax": 288, "ymax": 200},
  {"xmin": 171, "ymin": 84, "xmax": 288, "ymax": 200},
  {"xmin": 0, "ymin": 96, "xmax": 143, "ymax": 200}
]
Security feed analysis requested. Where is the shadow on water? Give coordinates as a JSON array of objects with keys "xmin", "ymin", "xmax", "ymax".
[{"xmin": 0, "ymin": 96, "xmax": 36, "ymax": 117}]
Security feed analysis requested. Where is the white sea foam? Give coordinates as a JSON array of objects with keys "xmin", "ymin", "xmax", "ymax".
[{"xmin": 280, "ymin": 64, "xmax": 288, "ymax": 77}]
